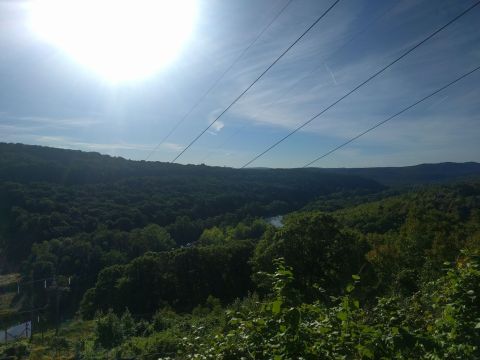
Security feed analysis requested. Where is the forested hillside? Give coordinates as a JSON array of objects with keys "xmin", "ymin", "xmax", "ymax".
[
  {"xmin": 319, "ymin": 162, "xmax": 480, "ymax": 186},
  {"xmin": 1, "ymin": 143, "xmax": 479, "ymax": 359},
  {"xmin": 0, "ymin": 143, "xmax": 382, "ymax": 266},
  {"xmin": 2, "ymin": 143, "xmax": 479, "ymax": 186}
]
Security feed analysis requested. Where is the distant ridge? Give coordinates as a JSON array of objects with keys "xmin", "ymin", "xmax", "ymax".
[
  {"xmin": 314, "ymin": 162, "xmax": 480, "ymax": 186},
  {"xmin": 0, "ymin": 142, "xmax": 479, "ymax": 186},
  {"xmin": 0, "ymin": 142, "xmax": 381, "ymax": 191}
]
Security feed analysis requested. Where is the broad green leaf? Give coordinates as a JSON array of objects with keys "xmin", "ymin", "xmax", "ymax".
[
  {"xmin": 337, "ymin": 311, "xmax": 347, "ymax": 321},
  {"xmin": 357, "ymin": 345, "xmax": 374, "ymax": 359},
  {"xmin": 272, "ymin": 300, "xmax": 282, "ymax": 314}
]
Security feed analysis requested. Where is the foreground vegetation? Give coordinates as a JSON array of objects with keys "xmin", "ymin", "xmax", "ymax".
[{"xmin": 3, "ymin": 252, "xmax": 479, "ymax": 359}]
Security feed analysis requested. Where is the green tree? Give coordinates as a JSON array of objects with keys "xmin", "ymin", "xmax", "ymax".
[
  {"xmin": 129, "ymin": 224, "xmax": 175, "ymax": 256},
  {"xmin": 253, "ymin": 212, "xmax": 362, "ymax": 299},
  {"xmin": 94, "ymin": 310, "xmax": 123, "ymax": 349}
]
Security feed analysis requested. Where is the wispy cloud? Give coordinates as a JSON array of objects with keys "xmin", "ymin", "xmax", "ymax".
[
  {"xmin": 324, "ymin": 62, "xmax": 337, "ymax": 86},
  {"xmin": 161, "ymin": 142, "xmax": 184, "ymax": 152},
  {"xmin": 0, "ymin": 113, "xmax": 101, "ymax": 130},
  {"xmin": 34, "ymin": 136, "xmax": 153, "ymax": 151},
  {"xmin": 205, "ymin": 109, "xmax": 225, "ymax": 135},
  {"xmin": 211, "ymin": 120, "xmax": 224, "ymax": 132}
]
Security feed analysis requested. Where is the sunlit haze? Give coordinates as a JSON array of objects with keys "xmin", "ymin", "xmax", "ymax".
[
  {"xmin": 29, "ymin": 0, "xmax": 197, "ymax": 82},
  {"xmin": 0, "ymin": 0, "xmax": 479, "ymax": 167}
]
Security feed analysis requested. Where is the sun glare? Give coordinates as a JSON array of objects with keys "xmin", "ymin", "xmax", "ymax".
[{"xmin": 29, "ymin": 0, "xmax": 197, "ymax": 83}]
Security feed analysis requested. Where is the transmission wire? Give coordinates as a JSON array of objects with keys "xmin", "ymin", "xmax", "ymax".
[
  {"xmin": 303, "ymin": 65, "xmax": 480, "ymax": 167},
  {"xmin": 172, "ymin": 0, "xmax": 342, "ymax": 163},
  {"xmin": 202, "ymin": 0, "xmax": 397, "ymax": 164},
  {"xmin": 144, "ymin": 0, "xmax": 294, "ymax": 160},
  {"xmin": 241, "ymin": 0, "xmax": 480, "ymax": 168}
]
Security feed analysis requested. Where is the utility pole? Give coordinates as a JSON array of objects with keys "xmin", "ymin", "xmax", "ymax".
[
  {"xmin": 52, "ymin": 275, "xmax": 60, "ymax": 336},
  {"xmin": 30, "ymin": 275, "xmax": 35, "ymax": 341},
  {"xmin": 51, "ymin": 276, "xmax": 70, "ymax": 337},
  {"xmin": 50, "ymin": 275, "xmax": 60, "ymax": 360}
]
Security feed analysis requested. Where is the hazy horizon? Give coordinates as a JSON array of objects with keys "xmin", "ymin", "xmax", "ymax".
[{"xmin": 3, "ymin": 141, "xmax": 480, "ymax": 170}]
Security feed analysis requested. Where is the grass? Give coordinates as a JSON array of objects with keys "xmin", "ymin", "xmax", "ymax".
[
  {"xmin": 1, "ymin": 319, "xmax": 96, "ymax": 359},
  {"xmin": 0, "ymin": 274, "xmax": 96, "ymax": 358},
  {"xmin": 0, "ymin": 273, "xmax": 20, "ymax": 287},
  {"xmin": 0, "ymin": 273, "xmax": 24, "ymax": 330},
  {"xmin": 0, "ymin": 292, "xmax": 17, "ymax": 312}
]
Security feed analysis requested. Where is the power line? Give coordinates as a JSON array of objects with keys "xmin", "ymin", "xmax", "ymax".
[
  {"xmin": 202, "ymin": 0, "xmax": 397, "ymax": 164},
  {"xmin": 172, "ymin": 0, "xmax": 342, "ymax": 163},
  {"xmin": 2, "ymin": 275, "xmax": 71, "ymax": 290},
  {"xmin": 241, "ymin": 0, "xmax": 480, "ymax": 168},
  {"xmin": 144, "ymin": 0, "xmax": 294, "ymax": 161},
  {"xmin": 303, "ymin": 64, "xmax": 480, "ymax": 167},
  {"xmin": 17, "ymin": 276, "xmax": 55, "ymax": 287},
  {"xmin": 0, "ymin": 276, "xmax": 54, "ymax": 293},
  {"xmin": 0, "ymin": 306, "xmax": 49, "ymax": 317}
]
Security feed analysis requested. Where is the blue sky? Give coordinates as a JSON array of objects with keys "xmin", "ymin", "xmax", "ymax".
[{"xmin": 0, "ymin": 0, "xmax": 479, "ymax": 168}]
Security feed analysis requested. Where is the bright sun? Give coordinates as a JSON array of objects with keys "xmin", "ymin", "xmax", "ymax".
[{"xmin": 29, "ymin": 0, "xmax": 197, "ymax": 83}]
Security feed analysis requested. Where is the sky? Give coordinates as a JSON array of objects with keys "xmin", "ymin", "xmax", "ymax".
[{"xmin": 0, "ymin": 0, "xmax": 479, "ymax": 168}]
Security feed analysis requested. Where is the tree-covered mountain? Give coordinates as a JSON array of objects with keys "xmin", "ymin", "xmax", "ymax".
[
  {"xmin": 2, "ymin": 143, "xmax": 479, "ymax": 186},
  {"xmin": 0, "ymin": 143, "xmax": 383, "ymax": 265},
  {"xmin": 1, "ymin": 142, "xmax": 479, "ymax": 359},
  {"xmin": 65, "ymin": 181, "xmax": 478, "ymax": 360},
  {"xmin": 317, "ymin": 161, "xmax": 480, "ymax": 186}
]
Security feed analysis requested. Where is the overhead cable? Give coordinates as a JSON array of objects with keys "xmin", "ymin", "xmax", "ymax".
[
  {"xmin": 144, "ymin": 0, "xmax": 295, "ymax": 160},
  {"xmin": 172, "ymin": 0, "xmax": 342, "ymax": 163},
  {"xmin": 303, "ymin": 65, "xmax": 480, "ymax": 167},
  {"xmin": 241, "ymin": 0, "xmax": 480, "ymax": 168}
]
